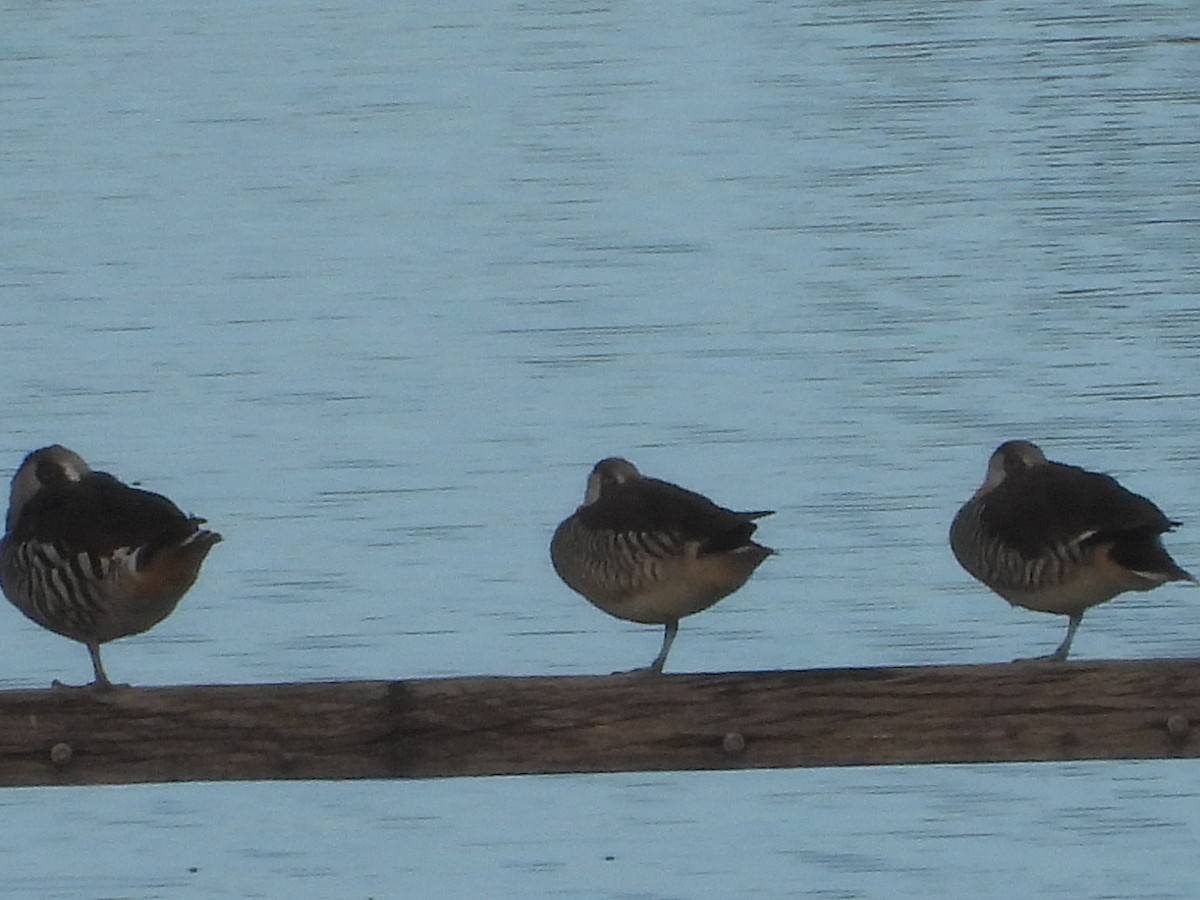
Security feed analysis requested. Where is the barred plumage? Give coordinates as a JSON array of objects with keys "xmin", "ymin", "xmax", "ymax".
[
  {"xmin": 550, "ymin": 457, "xmax": 774, "ymax": 673},
  {"xmin": 0, "ymin": 445, "xmax": 222, "ymax": 688},
  {"xmin": 950, "ymin": 440, "xmax": 1193, "ymax": 660}
]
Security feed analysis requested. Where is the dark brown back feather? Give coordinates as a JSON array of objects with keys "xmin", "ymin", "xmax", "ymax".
[
  {"xmin": 576, "ymin": 476, "xmax": 773, "ymax": 555},
  {"xmin": 10, "ymin": 470, "xmax": 202, "ymax": 561},
  {"xmin": 981, "ymin": 461, "xmax": 1176, "ymax": 560}
]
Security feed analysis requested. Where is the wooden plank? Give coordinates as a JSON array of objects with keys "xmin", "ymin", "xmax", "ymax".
[{"xmin": 0, "ymin": 659, "xmax": 1198, "ymax": 787}]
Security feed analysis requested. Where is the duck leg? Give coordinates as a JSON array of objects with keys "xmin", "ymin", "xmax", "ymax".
[
  {"xmin": 648, "ymin": 621, "xmax": 679, "ymax": 673},
  {"xmin": 1050, "ymin": 612, "xmax": 1083, "ymax": 661},
  {"xmin": 1017, "ymin": 612, "xmax": 1082, "ymax": 663},
  {"xmin": 87, "ymin": 641, "xmax": 115, "ymax": 689}
]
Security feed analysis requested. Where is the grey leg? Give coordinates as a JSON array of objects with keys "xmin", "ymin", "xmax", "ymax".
[
  {"xmin": 649, "ymin": 621, "xmax": 679, "ymax": 673},
  {"xmin": 87, "ymin": 642, "xmax": 114, "ymax": 689},
  {"xmin": 1050, "ymin": 612, "xmax": 1083, "ymax": 661},
  {"xmin": 1014, "ymin": 612, "xmax": 1083, "ymax": 663}
]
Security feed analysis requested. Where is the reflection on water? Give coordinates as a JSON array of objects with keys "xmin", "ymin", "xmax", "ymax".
[{"xmin": 2, "ymin": 0, "xmax": 1200, "ymax": 897}]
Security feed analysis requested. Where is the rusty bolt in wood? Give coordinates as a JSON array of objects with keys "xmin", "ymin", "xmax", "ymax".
[
  {"xmin": 49, "ymin": 742, "xmax": 73, "ymax": 767},
  {"xmin": 722, "ymin": 732, "xmax": 746, "ymax": 756},
  {"xmin": 1166, "ymin": 714, "xmax": 1190, "ymax": 739}
]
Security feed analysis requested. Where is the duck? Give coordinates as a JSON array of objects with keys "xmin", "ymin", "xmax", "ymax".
[
  {"xmin": 0, "ymin": 445, "xmax": 222, "ymax": 688},
  {"xmin": 950, "ymin": 439, "xmax": 1192, "ymax": 660},
  {"xmin": 551, "ymin": 457, "xmax": 773, "ymax": 672}
]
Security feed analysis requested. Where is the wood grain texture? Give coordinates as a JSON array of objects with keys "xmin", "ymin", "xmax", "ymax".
[{"xmin": 1, "ymin": 660, "xmax": 1198, "ymax": 787}]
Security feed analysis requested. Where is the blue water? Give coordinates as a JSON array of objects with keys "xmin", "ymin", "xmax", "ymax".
[{"xmin": 3, "ymin": 0, "xmax": 1200, "ymax": 897}]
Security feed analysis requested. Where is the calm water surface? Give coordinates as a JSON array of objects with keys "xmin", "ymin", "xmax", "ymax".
[{"xmin": 2, "ymin": 0, "xmax": 1200, "ymax": 897}]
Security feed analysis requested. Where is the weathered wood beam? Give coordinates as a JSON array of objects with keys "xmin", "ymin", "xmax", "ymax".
[{"xmin": 1, "ymin": 659, "xmax": 1197, "ymax": 787}]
